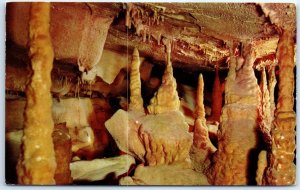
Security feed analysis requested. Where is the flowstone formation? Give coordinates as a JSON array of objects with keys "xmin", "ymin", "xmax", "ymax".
[
  {"xmin": 105, "ymin": 44, "xmax": 208, "ymax": 185},
  {"xmin": 207, "ymin": 43, "xmax": 261, "ymax": 185}
]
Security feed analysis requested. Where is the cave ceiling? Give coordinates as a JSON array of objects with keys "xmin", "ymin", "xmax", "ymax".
[{"xmin": 6, "ymin": 2, "xmax": 296, "ymax": 73}]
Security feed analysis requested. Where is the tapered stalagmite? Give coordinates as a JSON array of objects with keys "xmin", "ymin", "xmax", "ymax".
[
  {"xmin": 16, "ymin": 2, "xmax": 56, "ymax": 184},
  {"xmin": 191, "ymin": 74, "xmax": 216, "ymax": 173},
  {"xmin": 263, "ymin": 29, "xmax": 296, "ymax": 185},
  {"xmin": 208, "ymin": 43, "xmax": 260, "ymax": 185},
  {"xmin": 147, "ymin": 39, "xmax": 180, "ymax": 114},
  {"xmin": 53, "ymin": 123, "xmax": 73, "ymax": 185},
  {"xmin": 256, "ymin": 151, "xmax": 267, "ymax": 185},
  {"xmin": 193, "ymin": 74, "xmax": 216, "ymax": 152},
  {"xmin": 129, "ymin": 48, "xmax": 144, "ymax": 112},
  {"xmin": 195, "ymin": 74, "xmax": 205, "ymax": 120}
]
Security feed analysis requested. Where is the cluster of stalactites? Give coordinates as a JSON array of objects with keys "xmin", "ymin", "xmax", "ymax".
[
  {"xmin": 147, "ymin": 39, "xmax": 180, "ymax": 114},
  {"xmin": 125, "ymin": 3, "xmax": 165, "ymax": 44},
  {"xmin": 257, "ymin": 67, "xmax": 272, "ymax": 144}
]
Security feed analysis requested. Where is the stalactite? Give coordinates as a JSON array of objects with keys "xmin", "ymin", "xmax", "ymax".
[
  {"xmin": 263, "ymin": 29, "xmax": 296, "ymax": 185},
  {"xmin": 129, "ymin": 48, "xmax": 144, "ymax": 112},
  {"xmin": 147, "ymin": 39, "xmax": 180, "ymax": 114},
  {"xmin": 207, "ymin": 43, "xmax": 260, "ymax": 185},
  {"xmin": 207, "ymin": 65, "xmax": 223, "ymax": 123},
  {"xmin": 16, "ymin": 2, "xmax": 56, "ymax": 184},
  {"xmin": 267, "ymin": 65, "xmax": 277, "ymax": 121},
  {"xmin": 258, "ymin": 67, "xmax": 272, "ymax": 144}
]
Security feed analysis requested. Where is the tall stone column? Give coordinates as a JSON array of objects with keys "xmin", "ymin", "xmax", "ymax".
[{"xmin": 263, "ymin": 29, "xmax": 296, "ymax": 185}]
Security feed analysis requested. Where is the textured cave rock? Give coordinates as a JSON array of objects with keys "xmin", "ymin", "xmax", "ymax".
[
  {"xmin": 6, "ymin": 98, "xmax": 112, "ymax": 160},
  {"xmin": 6, "ymin": 2, "xmax": 283, "ymax": 72},
  {"xmin": 7, "ymin": 2, "xmax": 117, "ymax": 72},
  {"xmin": 208, "ymin": 44, "xmax": 261, "ymax": 185},
  {"xmin": 139, "ymin": 111, "xmax": 192, "ymax": 166},
  {"xmin": 16, "ymin": 3, "xmax": 56, "ymax": 184},
  {"xmin": 5, "ymin": 2, "xmax": 296, "ymax": 186},
  {"xmin": 120, "ymin": 161, "xmax": 209, "ymax": 185},
  {"xmin": 106, "ymin": 47, "xmax": 192, "ymax": 165},
  {"xmin": 70, "ymin": 155, "xmax": 135, "ymax": 182},
  {"xmin": 52, "ymin": 123, "xmax": 73, "ymax": 185},
  {"xmin": 263, "ymin": 29, "xmax": 296, "ymax": 185},
  {"xmin": 105, "ymin": 109, "xmax": 146, "ymax": 162}
]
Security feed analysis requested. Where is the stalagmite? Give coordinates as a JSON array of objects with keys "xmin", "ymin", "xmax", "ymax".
[
  {"xmin": 52, "ymin": 123, "xmax": 73, "ymax": 185},
  {"xmin": 256, "ymin": 150, "xmax": 267, "ymax": 185},
  {"xmin": 208, "ymin": 43, "xmax": 260, "ymax": 185},
  {"xmin": 207, "ymin": 66, "xmax": 223, "ymax": 123},
  {"xmin": 129, "ymin": 48, "xmax": 144, "ymax": 112},
  {"xmin": 16, "ymin": 2, "xmax": 56, "ymax": 184},
  {"xmin": 263, "ymin": 29, "xmax": 296, "ymax": 185},
  {"xmin": 194, "ymin": 75, "xmax": 216, "ymax": 154},
  {"xmin": 190, "ymin": 74, "xmax": 216, "ymax": 173},
  {"xmin": 195, "ymin": 74, "xmax": 206, "ymax": 120},
  {"xmin": 147, "ymin": 39, "xmax": 180, "ymax": 114}
]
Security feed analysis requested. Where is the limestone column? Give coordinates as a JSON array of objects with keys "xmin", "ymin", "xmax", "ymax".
[
  {"xmin": 263, "ymin": 29, "xmax": 296, "ymax": 185},
  {"xmin": 16, "ymin": 2, "xmax": 56, "ymax": 184}
]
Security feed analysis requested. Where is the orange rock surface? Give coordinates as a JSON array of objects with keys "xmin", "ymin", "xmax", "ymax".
[
  {"xmin": 263, "ymin": 29, "xmax": 296, "ymax": 185},
  {"xmin": 208, "ymin": 44, "xmax": 260, "ymax": 185},
  {"xmin": 16, "ymin": 2, "xmax": 56, "ymax": 184}
]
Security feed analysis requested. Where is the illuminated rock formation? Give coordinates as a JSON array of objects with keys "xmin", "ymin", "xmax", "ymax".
[
  {"xmin": 120, "ymin": 161, "xmax": 209, "ymax": 185},
  {"xmin": 268, "ymin": 65, "xmax": 277, "ymax": 121},
  {"xmin": 147, "ymin": 39, "xmax": 180, "ymax": 114},
  {"xmin": 207, "ymin": 66, "xmax": 223, "ymax": 123},
  {"xmin": 105, "ymin": 110, "xmax": 146, "ymax": 162},
  {"xmin": 139, "ymin": 111, "xmax": 192, "ymax": 166},
  {"xmin": 16, "ymin": 3, "xmax": 56, "ymax": 184},
  {"xmin": 190, "ymin": 74, "xmax": 216, "ymax": 173},
  {"xmin": 70, "ymin": 155, "xmax": 135, "ymax": 182},
  {"xmin": 52, "ymin": 123, "xmax": 73, "ymax": 185},
  {"xmin": 106, "ymin": 45, "xmax": 192, "ymax": 165},
  {"xmin": 263, "ymin": 29, "xmax": 296, "ymax": 185},
  {"xmin": 129, "ymin": 48, "xmax": 144, "ymax": 112},
  {"xmin": 257, "ymin": 67, "xmax": 272, "ymax": 144},
  {"xmin": 256, "ymin": 150, "xmax": 267, "ymax": 185},
  {"xmin": 208, "ymin": 43, "xmax": 260, "ymax": 185}
]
